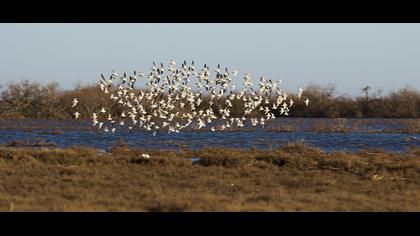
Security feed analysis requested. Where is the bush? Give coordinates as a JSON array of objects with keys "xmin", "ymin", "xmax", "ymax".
[{"xmin": 0, "ymin": 80, "xmax": 419, "ymax": 119}]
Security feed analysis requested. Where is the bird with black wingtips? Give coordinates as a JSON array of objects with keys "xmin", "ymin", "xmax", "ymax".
[{"xmin": 73, "ymin": 60, "xmax": 308, "ymax": 134}]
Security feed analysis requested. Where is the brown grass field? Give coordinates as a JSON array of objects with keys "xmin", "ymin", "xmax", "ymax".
[{"xmin": 0, "ymin": 142, "xmax": 419, "ymax": 211}]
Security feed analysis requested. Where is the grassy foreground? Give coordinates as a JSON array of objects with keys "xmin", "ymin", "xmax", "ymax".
[{"xmin": 0, "ymin": 142, "xmax": 419, "ymax": 211}]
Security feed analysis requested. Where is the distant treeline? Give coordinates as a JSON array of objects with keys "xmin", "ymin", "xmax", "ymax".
[{"xmin": 0, "ymin": 80, "xmax": 419, "ymax": 119}]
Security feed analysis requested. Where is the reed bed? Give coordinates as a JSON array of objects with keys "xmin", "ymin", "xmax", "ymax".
[{"xmin": 0, "ymin": 142, "xmax": 419, "ymax": 211}]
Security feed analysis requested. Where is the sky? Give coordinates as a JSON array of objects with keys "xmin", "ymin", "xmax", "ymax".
[{"xmin": 1, "ymin": 23, "xmax": 419, "ymax": 96}]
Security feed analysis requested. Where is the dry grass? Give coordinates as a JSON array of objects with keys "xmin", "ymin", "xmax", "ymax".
[{"xmin": 0, "ymin": 143, "xmax": 419, "ymax": 211}]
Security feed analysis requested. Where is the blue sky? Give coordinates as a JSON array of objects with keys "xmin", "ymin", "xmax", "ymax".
[{"xmin": 1, "ymin": 23, "xmax": 419, "ymax": 96}]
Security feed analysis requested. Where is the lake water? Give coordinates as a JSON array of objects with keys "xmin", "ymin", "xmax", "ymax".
[{"xmin": 0, "ymin": 118, "xmax": 419, "ymax": 152}]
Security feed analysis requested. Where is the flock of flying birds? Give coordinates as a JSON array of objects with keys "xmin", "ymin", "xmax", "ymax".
[{"xmin": 72, "ymin": 60, "xmax": 309, "ymax": 136}]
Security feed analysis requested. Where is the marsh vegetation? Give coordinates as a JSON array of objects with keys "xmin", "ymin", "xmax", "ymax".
[
  {"xmin": 0, "ymin": 142, "xmax": 419, "ymax": 211},
  {"xmin": 0, "ymin": 80, "xmax": 419, "ymax": 211},
  {"xmin": 0, "ymin": 80, "xmax": 419, "ymax": 119}
]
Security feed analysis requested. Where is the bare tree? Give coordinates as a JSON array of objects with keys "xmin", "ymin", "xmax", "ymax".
[{"xmin": 362, "ymin": 86, "xmax": 371, "ymax": 102}]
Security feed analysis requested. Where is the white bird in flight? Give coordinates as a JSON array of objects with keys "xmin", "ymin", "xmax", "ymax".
[
  {"xmin": 72, "ymin": 98, "xmax": 79, "ymax": 108},
  {"xmin": 297, "ymin": 87, "xmax": 304, "ymax": 98},
  {"xmin": 71, "ymin": 60, "xmax": 309, "ymax": 135}
]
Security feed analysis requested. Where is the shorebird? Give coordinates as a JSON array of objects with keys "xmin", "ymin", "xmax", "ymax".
[
  {"xmin": 72, "ymin": 98, "xmax": 79, "ymax": 108},
  {"xmin": 297, "ymin": 87, "xmax": 303, "ymax": 98},
  {"xmin": 304, "ymin": 98, "xmax": 310, "ymax": 106},
  {"xmin": 71, "ymin": 60, "xmax": 309, "ymax": 135}
]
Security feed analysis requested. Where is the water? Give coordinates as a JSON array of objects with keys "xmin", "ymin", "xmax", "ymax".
[{"xmin": 0, "ymin": 118, "xmax": 419, "ymax": 152}]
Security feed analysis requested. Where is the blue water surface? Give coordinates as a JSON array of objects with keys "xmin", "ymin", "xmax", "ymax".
[{"xmin": 0, "ymin": 118, "xmax": 419, "ymax": 152}]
